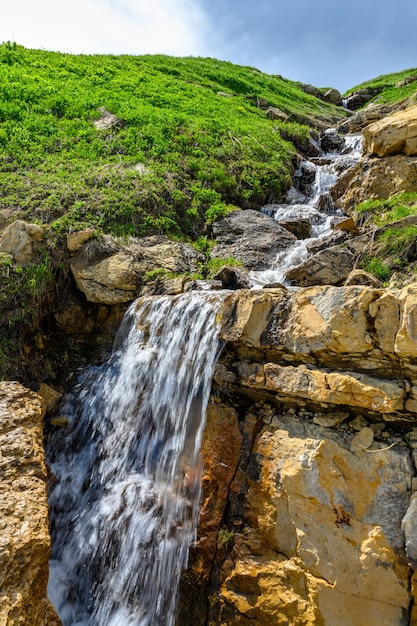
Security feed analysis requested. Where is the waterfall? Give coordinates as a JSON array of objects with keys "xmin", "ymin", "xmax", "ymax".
[{"xmin": 47, "ymin": 291, "xmax": 226, "ymax": 626}]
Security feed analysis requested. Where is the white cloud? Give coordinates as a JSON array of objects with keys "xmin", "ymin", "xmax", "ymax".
[{"xmin": 0, "ymin": 0, "xmax": 212, "ymax": 57}]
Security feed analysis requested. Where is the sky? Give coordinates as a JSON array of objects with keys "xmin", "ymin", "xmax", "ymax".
[{"xmin": 1, "ymin": 0, "xmax": 417, "ymax": 93}]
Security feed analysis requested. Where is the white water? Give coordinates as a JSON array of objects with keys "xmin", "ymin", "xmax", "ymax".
[
  {"xmin": 47, "ymin": 292, "xmax": 226, "ymax": 626},
  {"xmin": 250, "ymin": 132, "xmax": 363, "ymax": 287}
]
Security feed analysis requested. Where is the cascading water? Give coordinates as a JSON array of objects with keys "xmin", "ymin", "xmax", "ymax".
[
  {"xmin": 250, "ymin": 132, "xmax": 363, "ymax": 286},
  {"xmin": 47, "ymin": 291, "xmax": 226, "ymax": 626}
]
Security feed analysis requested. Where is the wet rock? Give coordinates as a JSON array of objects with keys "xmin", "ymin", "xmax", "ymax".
[
  {"xmin": 285, "ymin": 186, "xmax": 306, "ymax": 204},
  {"xmin": 315, "ymin": 192, "xmax": 335, "ymax": 212},
  {"xmin": 212, "ymin": 265, "xmax": 250, "ymax": 290},
  {"xmin": 320, "ymin": 129, "xmax": 345, "ymax": 152},
  {"xmin": 0, "ymin": 220, "xmax": 44, "ymax": 265},
  {"xmin": 285, "ymin": 245, "xmax": 356, "ymax": 286},
  {"xmin": 211, "ymin": 209, "xmax": 296, "ymax": 270},
  {"xmin": 344, "ymin": 87, "xmax": 384, "ymax": 110},
  {"xmin": 275, "ymin": 218, "xmax": 312, "ymax": 239},
  {"xmin": 306, "ymin": 230, "xmax": 348, "ymax": 254},
  {"xmin": 293, "ymin": 161, "xmax": 317, "ymax": 195},
  {"xmin": 184, "ymin": 280, "xmax": 223, "ymax": 292},
  {"xmin": 0, "ymin": 382, "xmax": 61, "ymax": 626},
  {"xmin": 37, "ymin": 383, "xmax": 63, "ymax": 413}
]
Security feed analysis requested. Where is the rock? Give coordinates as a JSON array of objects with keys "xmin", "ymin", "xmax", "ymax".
[
  {"xmin": 212, "ymin": 265, "xmax": 250, "ymax": 290},
  {"xmin": 140, "ymin": 276, "xmax": 188, "ymax": 296},
  {"xmin": 237, "ymin": 362, "xmax": 405, "ymax": 413},
  {"xmin": 184, "ymin": 279, "xmax": 223, "ymax": 292},
  {"xmin": 245, "ymin": 95, "xmax": 269, "ymax": 109},
  {"xmin": 331, "ymin": 216, "xmax": 358, "ymax": 234},
  {"xmin": 395, "ymin": 75, "xmax": 417, "ymax": 88},
  {"xmin": 217, "ymin": 91, "xmax": 233, "ymax": 98},
  {"xmin": 293, "ymin": 161, "xmax": 317, "ymax": 195},
  {"xmin": 341, "ymin": 155, "xmax": 417, "ymax": 210},
  {"xmin": 37, "ymin": 383, "xmax": 63, "ymax": 413},
  {"xmin": 0, "ymin": 382, "xmax": 60, "ymax": 626},
  {"xmin": 315, "ymin": 192, "xmax": 335, "ymax": 212},
  {"xmin": 312, "ymin": 412, "xmax": 349, "ymax": 427},
  {"xmin": 306, "ymin": 230, "xmax": 348, "ymax": 254},
  {"xmin": 70, "ymin": 235, "xmax": 204, "ymax": 304},
  {"xmin": 344, "ymin": 87, "xmax": 384, "ymax": 110},
  {"xmin": 0, "ymin": 220, "xmax": 44, "ymax": 265},
  {"xmin": 275, "ymin": 217, "xmax": 312, "ymax": 239},
  {"xmin": 211, "ymin": 209, "xmax": 296, "ymax": 270},
  {"xmin": 320, "ymin": 129, "xmax": 345, "ymax": 152},
  {"xmin": 212, "ymin": 416, "xmax": 412, "ymax": 625},
  {"xmin": 299, "ymin": 83, "xmax": 323, "ymax": 99},
  {"xmin": 71, "ymin": 251, "xmax": 140, "ymax": 304},
  {"xmin": 285, "ymin": 245, "xmax": 357, "ymax": 286},
  {"xmin": 285, "ymin": 186, "xmax": 306, "ymax": 204},
  {"xmin": 66, "ymin": 228, "xmax": 96, "ymax": 254},
  {"xmin": 344, "ymin": 269, "xmax": 383, "ymax": 288},
  {"xmin": 363, "ymin": 104, "xmax": 417, "ymax": 157},
  {"xmin": 401, "ymin": 494, "xmax": 417, "ymax": 567},
  {"xmin": 93, "ymin": 106, "xmax": 125, "ymax": 130},
  {"xmin": 265, "ymin": 106, "xmax": 289, "ymax": 122},
  {"xmin": 323, "ymin": 88, "xmax": 342, "ymax": 105},
  {"xmin": 350, "ymin": 426, "xmax": 375, "ymax": 452}
]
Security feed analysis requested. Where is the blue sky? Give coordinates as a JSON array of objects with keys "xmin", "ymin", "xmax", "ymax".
[{"xmin": 1, "ymin": 0, "xmax": 417, "ymax": 92}]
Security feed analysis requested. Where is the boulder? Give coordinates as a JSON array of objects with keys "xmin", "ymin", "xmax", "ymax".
[
  {"xmin": 211, "ymin": 209, "xmax": 296, "ymax": 270},
  {"xmin": 265, "ymin": 106, "xmax": 289, "ymax": 122},
  {"xmin": 306, "ymin": 230, "xmax": 348, "ymax": 254},
  {"xmin": 70, "ymin": 235, "xmax": 204, "ymax": 304},
  {"xmin": 66, "ymin": 228, "xmax": 96, "ymax": 254},
  {"xmin": 275, "ymin": 217, "xmax": 312, "ymax": 239},
  {"xmin": 320, "ymin": 129, "xmax": 345, "ymax": 153},
  {"xmin": 341, "ymin": 155, "xmax": 417, "ymax": 210},
  {"xmin": 331, "ymin": 216, "xmax": 359, "ymax": 234},
  {"xmin": 0, "ymin": 382, "xmax": 60, "ymax": 626},
  {"xmin": 363, "ymin": 104, "xmax": 417, "ymax": 157},
  {"xmin": 285, "ymin": 245, "xmax": 357, "ymax": 286},
  {"xmin": 212, "ymin": 265, "xmax": 250, "ymax": 290},
  {"xmin": 323, "ymin": 87, "xmax": 342, "ymax": 105},
  {"xmin": 344, "ymin": 269, "xmax": 383, "ymax": 288},
  {"xmin": 0, "ymin": 220, "xmax": 44, "ymax": 265}
]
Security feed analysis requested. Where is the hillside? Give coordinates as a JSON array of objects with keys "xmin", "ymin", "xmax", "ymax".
[{"xmin": 0, "ymin": 43, "xmax": 345, "ymax": 238}]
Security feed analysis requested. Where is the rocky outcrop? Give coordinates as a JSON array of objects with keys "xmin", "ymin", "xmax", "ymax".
[
  {"xmin": 0, "ymin": 220, "xmax": 44, "ymax": 265},
  {"xmin": 70, "ymin": 234, "xmax": 204, "ymax": 304},
  {"xmin": 363, "ymin": 104, "xmax": 417, "ymax": 157},
  {"xmin": 211, "ymin": 209, "xmax": 296, "ymax": 270},
  {"xmin": 343, "ymin": 86, "xmax": 385, "ymax": 110},
  {"xmin": 0, "ymin": 382, "xmax": 60, "ymax": 626},
  {"xmin": 178, "ymin": 283, "xmax": 417, "ymax": 625}
]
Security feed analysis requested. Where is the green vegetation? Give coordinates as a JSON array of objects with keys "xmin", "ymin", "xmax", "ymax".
[
  {"xmin": 355, "ymin": 192, "xmax": 417, "ymax": 227},
  {"xmin": 346, "ymin": 67, "xmax": 417, "ymax": 106},
  {"xmin": 0, "ymin": 42, "xmax": 346, "ymax": 240},
  {"xmin": 361, "ymin": 224, "xmax": 417, "ymax": 283}
]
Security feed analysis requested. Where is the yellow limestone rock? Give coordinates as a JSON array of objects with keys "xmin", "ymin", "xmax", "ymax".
[
  {"xmin": 237, "ymin": 362, "xmax": 405, "ymax": 413},
  {"xmin": 218, "ymin": 419, "xmax": 413, "ymax": 625},
  {"xmin": 363, "ymin": 104, "xmax": 417, "ymax": 157},
  {"xmin": 0, "ymin": 382, "xmax": 60, "ymax": 626}
]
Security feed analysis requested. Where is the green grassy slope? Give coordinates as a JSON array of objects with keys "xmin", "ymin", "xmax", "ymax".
[
  {"xmin": 345, "ymin": 67, "xmax": 417, "ymax": 106},
  {"xmin": 0, "ymin": 42, "xmax": 345, "ymax": 239}
]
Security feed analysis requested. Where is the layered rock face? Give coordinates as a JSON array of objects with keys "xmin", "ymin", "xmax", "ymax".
[
  {"xmin": 179, "ymin": 285, "xmax": 417, "ymax": 626},
  {"xmin": 0, "ymin": 382, "xmax": 60, "ymax": 626}
]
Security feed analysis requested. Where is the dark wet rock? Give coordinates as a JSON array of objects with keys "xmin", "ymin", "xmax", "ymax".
[
  {"xmin": 320, "ymin": 130, "xmax": 345, "ymax": 153},
  {"xmin": 275, "ymin": 218, "xmax": 312, "ymax": 239},
  {"xmin": 212, "ymin": 265, "xmax": 250, "ymax": 290},
  {"xmin": 285, "ymin": 245, "xmax": 356, "ymax": 286},
  {"xmin": 211, "ymin": 209, "xmax": 296, "ymax": 271},
  {"xmin": 306, "ymin": 230, "xmax": 348, "ymax": 255},
  {"xmin": 343, "ymin": 87, "xmax": 384, "ymax": 111}
]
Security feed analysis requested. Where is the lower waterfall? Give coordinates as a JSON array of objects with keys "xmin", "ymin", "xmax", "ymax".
[{"xmin": 47, "ymin": 291, "xmax": 226, "ymax": 626}]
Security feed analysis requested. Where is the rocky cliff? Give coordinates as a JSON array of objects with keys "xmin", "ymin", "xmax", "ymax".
[{"xmin": 0, "ymin": 382, "xmax": 61, "ymax": 626}]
